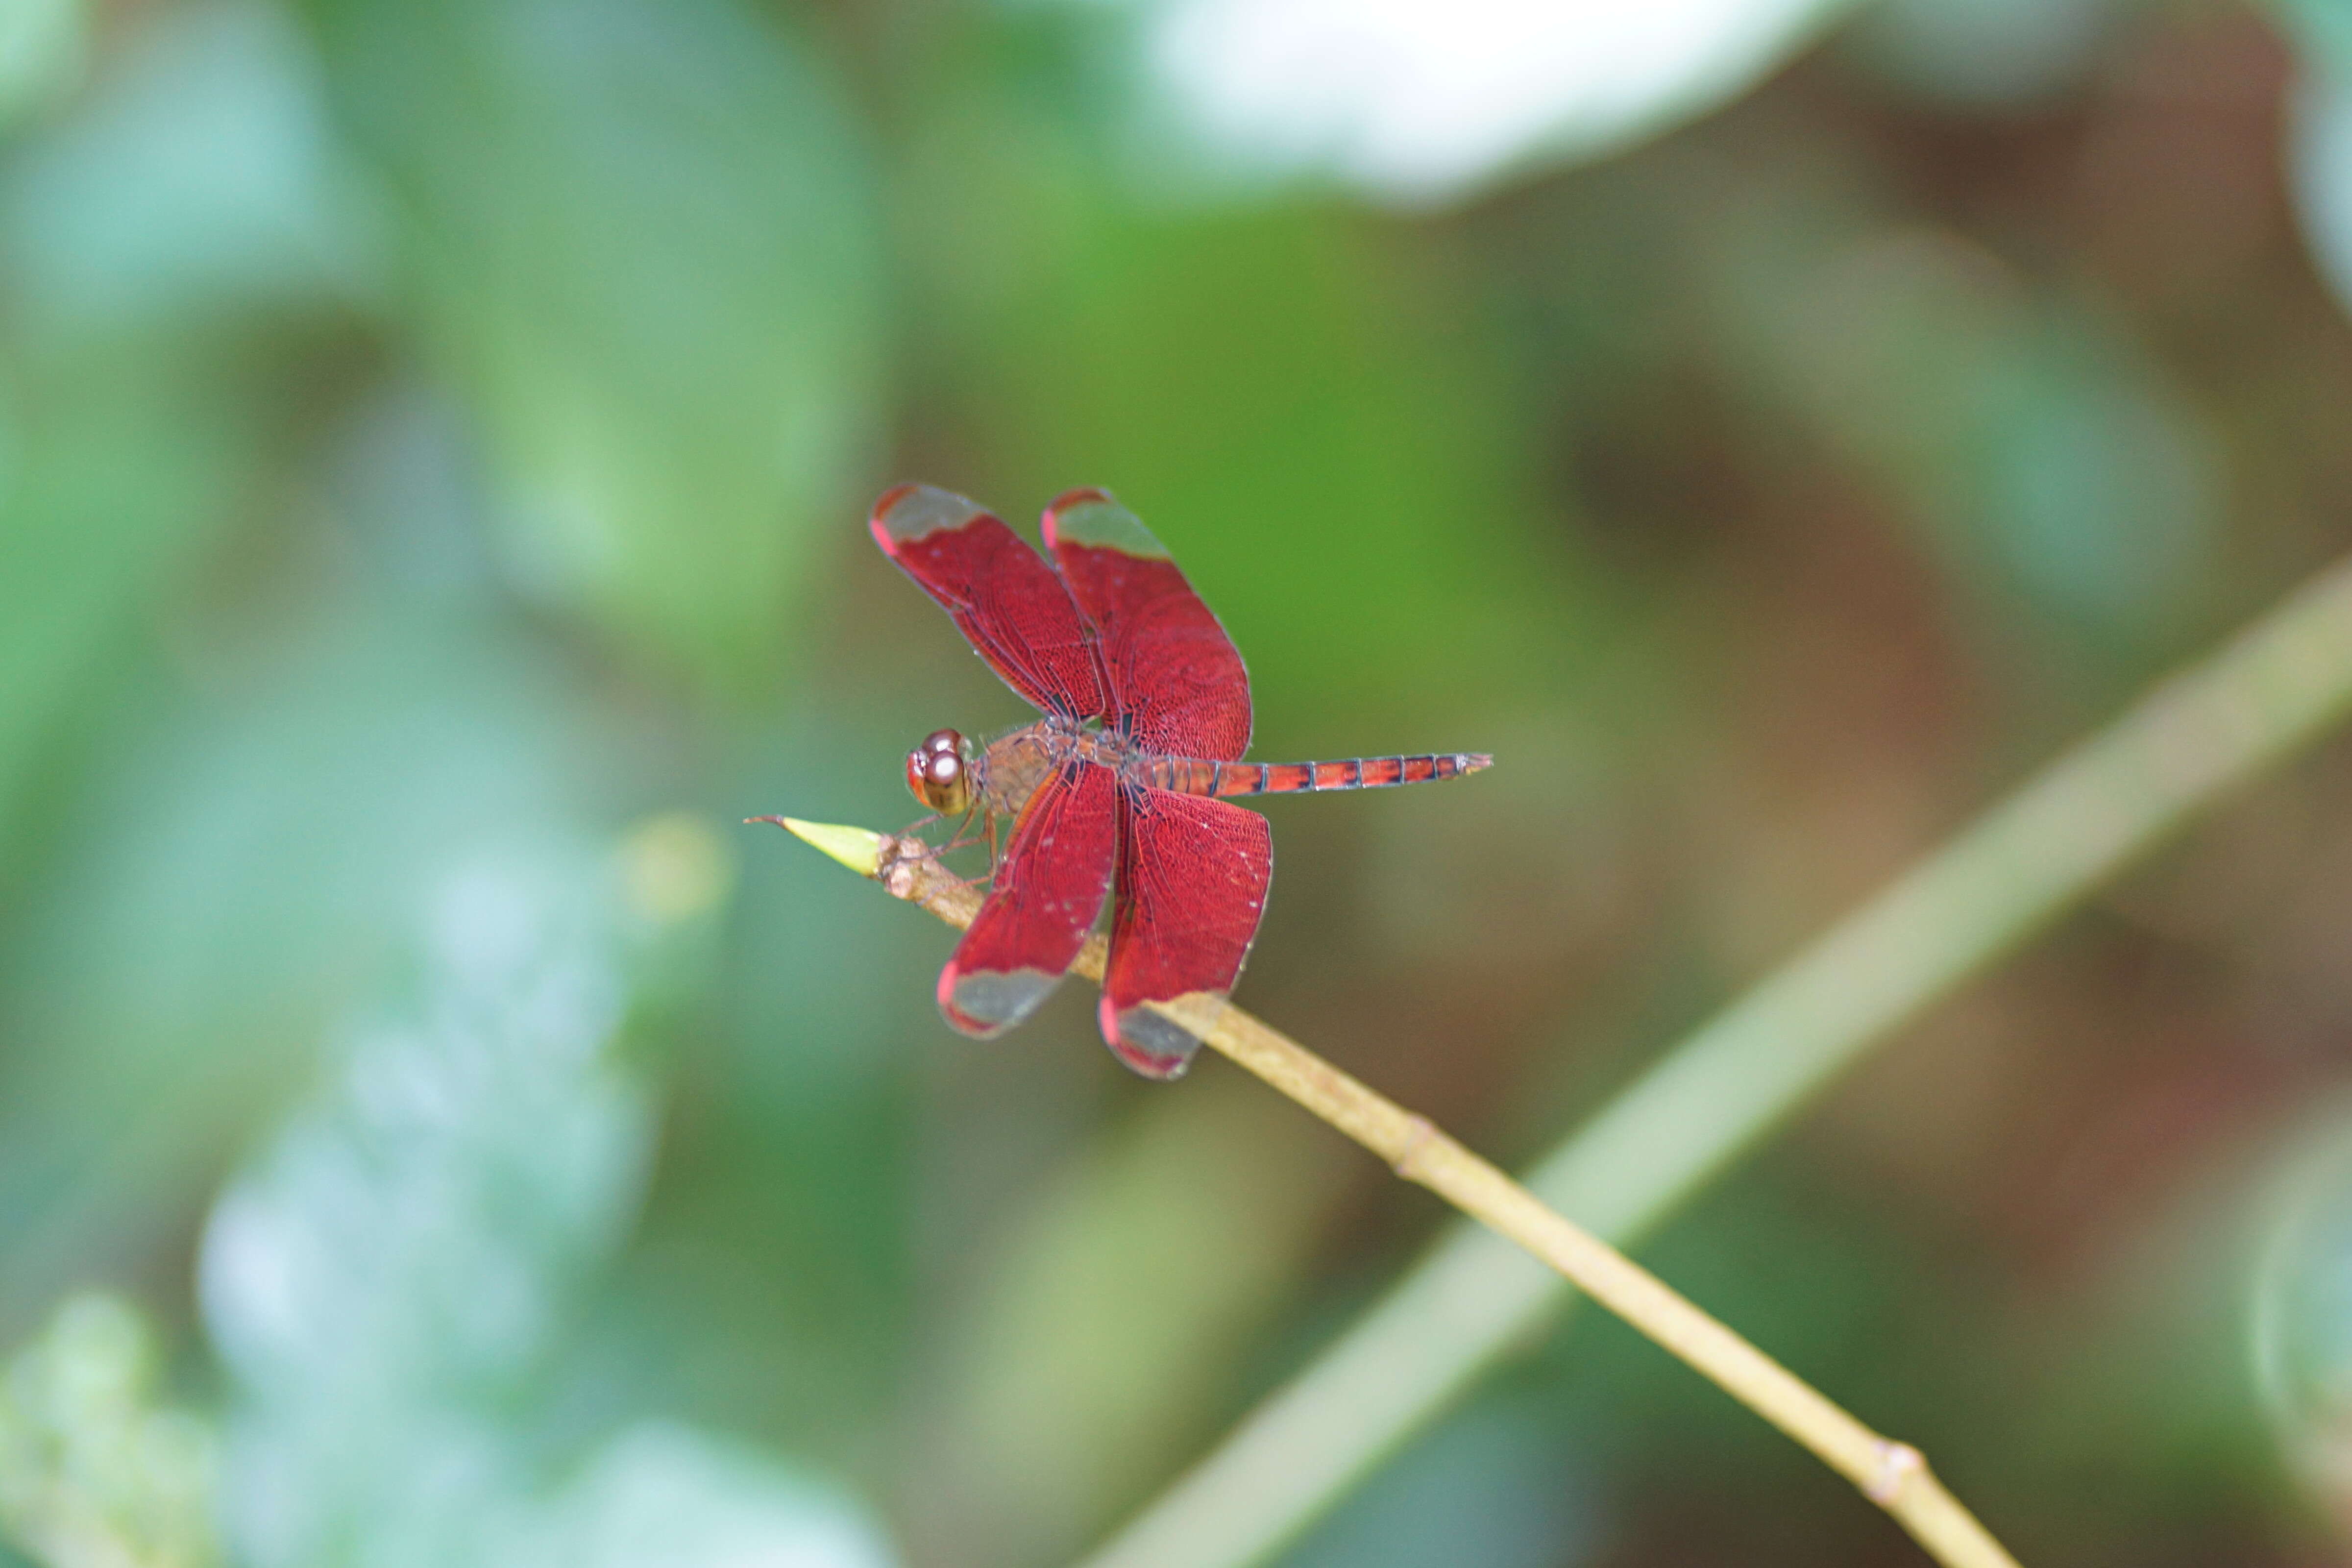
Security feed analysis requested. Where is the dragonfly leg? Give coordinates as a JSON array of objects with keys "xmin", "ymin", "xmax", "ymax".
[
  {"xmin": 933, "ymin": 810, "xmax": 1000, "ymax": 888},
  {"xmin": 893, "ymin": 811, "xmax": 977, "ymax": 870},
  {"xmin": 906, "ymin": 804, "xmax": 997, "ymax": 891},
  {"xmin": 891, "ymin": 809, "xmax": 948, "ymax": 850},
  {"xmin": 935, "ymin": 801, "xmax": 985, "ymax": 851},
  {"xmin": 882, "ymin": 815, "xmax": 993, "ymax": 896}
]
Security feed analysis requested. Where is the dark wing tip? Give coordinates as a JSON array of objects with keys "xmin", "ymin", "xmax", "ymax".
[
  {"xmin": 1102, "ymin": 998, "xmax": 1200, "ymax": 1080},
  {"xmin": 938, "ymin": 962, "xmax": 1060, "ymax": 1039},
  {"xmin": 1041, "ymin": 488, "xmax": 1171, "ymax": 560},
  {"xmin": 872, "ymin": 483, "xmax": 991, "ymax": 550}
]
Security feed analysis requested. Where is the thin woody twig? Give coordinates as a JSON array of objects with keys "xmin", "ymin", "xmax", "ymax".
[{"xmin": 755, "ymin": 816, "xmax": 2025, "ymax": 1568}]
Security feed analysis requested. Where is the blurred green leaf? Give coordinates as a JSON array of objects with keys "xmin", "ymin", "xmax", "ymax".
[
  {"xmin": 898, "ymin": 28, "xmax": 1594, "ymax": 744},
  {"xmin": 0, "ymin": 1, "xmax": 382, "ymax": 337},
  {"xmin": 308, "ymin": 0, "xmax": 887, "ymax": 687},
  {"xmin": 0, "ymin": 347, "xmax": 254, "ymax": 856},
  {"xmin": 1840, "ymin": 0, "xmax": 2130, "ymax": 107},
  {"xmin": 1276, "ymin": 1401, "xmax": 1589, "ymax": 1568},
  {"xmin": 0, "ymin": 559, "xmax": 624, "ymax": 1324},
  {"xmin": 2271, "ymin": 0, "xmax": 2352, "ymax": 79},
  {"xmin": 1710, "ymin": 190, "xmax": 2223, "ymax": 644},
  {"xmin": 2293, "ymin": 72, "xmax": 2352, "ymax": 342},
  {"xmin": 0, "ymin": 1295, "xmax": 217, "ymax": 1568},
  {"xmin": 196, "ymin": 842, "xmax": 890, "ymax": 1568},
  {"xmin": 199, "ymin": 851, "xmax": 654, "ymax": 1564},
  {"xmin": 926, "ymin": 199, "xmax": 1568, "ymax": 741},
  {"xmin": 0, "ymin": 0, "xmax": 82, "ymax": 131},
  {"xmin": 2252, "ymin": 1111, "xmax": 2352, "ymax": 1524},
  {"xmin": 0, "ymin": 0, "xmax": 389, "ymax": 869},
  {"xmin": 925, "ymin": 1078, "xmax": 1351, "ymax": 1568},
  {"xmin": 498, "ymin": 1423, "xmax": 892, "ymax": 1568}
]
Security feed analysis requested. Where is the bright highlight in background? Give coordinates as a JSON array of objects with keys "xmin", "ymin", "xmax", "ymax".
[
  {"xmin": 1147, "ymin": 0, "xmax": 1851, "ymax": 203},
  {"xmin": 2253, "ymin": 1118, "xmax": 2352, "ymax": 1537}
]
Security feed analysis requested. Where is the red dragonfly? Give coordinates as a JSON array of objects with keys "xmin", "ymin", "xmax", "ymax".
[{"xmin": 872, "ymin": 483, "xmax": 1491, "ymax": 1079}]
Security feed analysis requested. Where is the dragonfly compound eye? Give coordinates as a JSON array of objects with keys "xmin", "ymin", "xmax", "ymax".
[{"xmin": 906, "ymin": 735, "xmax": 972, "ymax": 814}]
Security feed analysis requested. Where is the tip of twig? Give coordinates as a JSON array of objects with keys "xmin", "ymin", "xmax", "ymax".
[{"xmin": 748, "ymin": 815, "xmax": 885, "ymax": 878}]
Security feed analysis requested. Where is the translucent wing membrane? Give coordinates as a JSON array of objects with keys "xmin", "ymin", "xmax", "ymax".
[
  {"xmin": 939, "ymin": 762, "xmax": 1118, "ymax": 1036},
  {"xmin": 872, "ymin": 484, "xmax": 1105, "ymax": 720},
  {"xmin": 1101, "ymin": 787, "xmax": 1273, "ymax": 1078},
  {"xmin": 1042, "ymin": 489, "xmax": 1251, "ymax": 761}
]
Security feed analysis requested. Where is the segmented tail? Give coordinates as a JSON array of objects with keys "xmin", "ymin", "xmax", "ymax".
[{"xmin": 1140, "ymin": 753, "xmax": 1493, "ymax": 798}]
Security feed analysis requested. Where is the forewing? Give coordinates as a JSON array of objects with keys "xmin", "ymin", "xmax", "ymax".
[
  {"xmin": 1098, "ymin": 787, "xmax": 1273, "ymax": 1078},
  {"xmin": 938, "ymin": 761, "xmax": 1118, "ymax": 1037},
  {"xmin": 1042, "ymin": 489, "xmax": 1250, "ymax": 760},
  {"xmin": 872, "ymin": 484, "xmax": 1106, "ymax": 720}
]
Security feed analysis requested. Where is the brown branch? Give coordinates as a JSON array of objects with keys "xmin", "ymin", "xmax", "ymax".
[{"xmin": 756, "ymin": 816, "xmax": 2024, "ymax": 1568}]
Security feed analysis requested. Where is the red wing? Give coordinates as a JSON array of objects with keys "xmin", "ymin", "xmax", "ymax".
[
  {"xmin": 873, "ymin": 484, "xmax": 1106, "ymax": 721},
  {"xmin": 938, "ymin": 761, "xmax": 1118, "ymax": 1037},
  {"xmin": 1098, "ymin": 787, "xmax": 1273, "ymax": 1078},
  {"xmin": 1041, "ymin": 489, "xmax": 1250, "ymax": 761}
]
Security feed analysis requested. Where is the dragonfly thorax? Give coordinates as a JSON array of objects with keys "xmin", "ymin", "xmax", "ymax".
[{"xmin": 906, "ymin": 728, "xmax": 974, "ymax": 814}]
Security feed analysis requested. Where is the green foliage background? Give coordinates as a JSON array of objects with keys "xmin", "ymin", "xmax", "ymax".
[{"xmin": 5, "ymin": 0, "xmax": 2352, "ymax": 1565}]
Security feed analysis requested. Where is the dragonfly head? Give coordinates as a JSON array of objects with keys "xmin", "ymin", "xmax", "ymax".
[{"xmin": 906, "ymin": 728, "xmax": 974, "ymax": 814}]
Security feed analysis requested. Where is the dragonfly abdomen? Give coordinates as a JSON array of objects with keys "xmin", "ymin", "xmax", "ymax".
[{"xmin": 1137, "ymin": 753, "xmax": 1493, "ymax": 797}]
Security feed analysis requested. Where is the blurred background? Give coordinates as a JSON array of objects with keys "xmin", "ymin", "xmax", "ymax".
[{"xmin": 8, "ymin": 0, "xmax": 2352, "ymax": 1564}]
